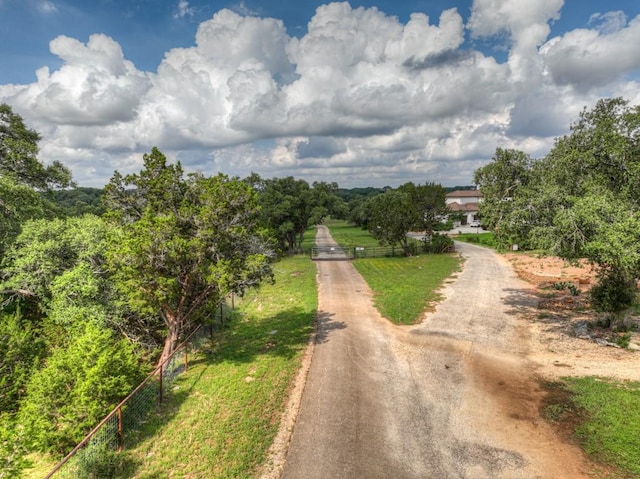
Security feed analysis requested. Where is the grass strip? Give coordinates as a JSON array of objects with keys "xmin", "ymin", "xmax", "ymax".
[
  {"xmin": 322, "ymin": 218, "xmax": 381, "ymax": 248},
  {"xmin": 564, "ymin": 377, "xmax": 640, "ymax": 477},
  {"xmin": 353, "ymin": 255, "xmax": 461, "ymax": 325},
  {"xmin": 452, "ymin": 232, "xmax": 500, "ymax": 250},
  {"xmin": 91, "ymin": 256, "xmax": 317, "ymax": 478}
]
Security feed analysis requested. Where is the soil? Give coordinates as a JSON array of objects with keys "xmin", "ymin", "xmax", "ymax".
[{"xmin": 504, "ymin": 253, "xmax": 640, "ymax": 382}]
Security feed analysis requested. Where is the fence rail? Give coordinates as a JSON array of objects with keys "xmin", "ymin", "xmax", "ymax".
[
  {"xmin": 44, "ymin": 313, "xmax": 222, "ymax": 479},
  {"xmin": 311, "ymin": 245, "xmax": 408, "ymax": 260}
]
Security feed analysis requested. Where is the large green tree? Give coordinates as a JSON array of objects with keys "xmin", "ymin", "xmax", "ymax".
[
  {"xmin": 398, "ymin": 182, "xmax": 449, "ymax": 235},
  {"xmin": 476, "ymin": 98, "xmax": 640, "ymax": 315},
  {"xmin": 104, "ymin": 148, "xmax": 275, "ymax": 365},
  {"xmin": 250, "ymin": 175, "xmax": 343, "ymax": 252},
  {"xmin": 367, "ymin": 190, "xmax": 416, "ymax": 253},
  {"xmin": 473, "ymin": 148, "xmax": 534, "ymax": 247},
  {"xmin": 366, "ymin": 182, "xmax": 449, "ymax": 254},
  {"xmin": 0, "ymin": 104, "xmax": 74, "ymax": 256}
]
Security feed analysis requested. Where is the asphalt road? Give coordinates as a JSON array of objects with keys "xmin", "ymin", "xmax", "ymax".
[{"xmin": 280, "ymin": 226, "xmax": 589, "ymax": 479}]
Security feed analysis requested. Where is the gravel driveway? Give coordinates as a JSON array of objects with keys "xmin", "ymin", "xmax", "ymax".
[{"xmin": 280, "ymin": 226, "xmax": 590, "ymax": 479}]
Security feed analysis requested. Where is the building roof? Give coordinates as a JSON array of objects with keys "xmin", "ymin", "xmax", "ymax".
[
  {"xmin": 448, "ymin": 202, "xmax": 479, "ymax": 212},
  {"xmin": 446, "ymin": 190, "xmax": 482, "ymax": 198}
]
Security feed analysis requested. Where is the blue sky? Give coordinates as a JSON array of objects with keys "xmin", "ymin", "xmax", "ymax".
[{"xmin": 1, "ymin": 0, "xmax": 640, "ymax": 187}]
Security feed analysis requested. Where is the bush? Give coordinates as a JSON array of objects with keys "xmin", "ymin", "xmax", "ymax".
[
  {"xmin": 0, "ymin": 310, "xmax": 45, "ymax": 412},
  {"xmin": 0, "ymin": 414, "xmax": 29, "ymax": 479},
  {"xmin": 18, "ymin": 323, "xmax": 143, "ymax": 453},
  {"xmin": 421, "ymin": 233, "xmax": 454, "ymax": 253},
  {"xmin": 590, "ymin": 270, "xmax": 637, "ymax": 314}
]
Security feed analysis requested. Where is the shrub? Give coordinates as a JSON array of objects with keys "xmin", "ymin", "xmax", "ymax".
[
  {"xmin": 421, "ymin": 233, "xmax": 454, "ymax": 253},
  {"xmin": 0, "ymin": 310, "xmax": 45, "ymax": 412},
  {"xmin": 18, "ymin": 322, "xmax": 143, "ymax": 453},
  {"xmin": 590, "ymin": 270, "xmax": 637, "ymax": 314}
]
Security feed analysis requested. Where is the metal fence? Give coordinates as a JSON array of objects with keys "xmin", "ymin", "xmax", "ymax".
[
  {"xmin": 311, "ymin": 245, "xmax": 410, "ymax": 260},
  {"xmin": 44, "ymin": 313, "xmax": 223, "ymax": 479}
]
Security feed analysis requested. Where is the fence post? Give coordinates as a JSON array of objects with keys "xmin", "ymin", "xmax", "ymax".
[
  {"xmin": 159, "ymin": 363, "xmax": 163, "ymax": 403},
  {"xmin": 117, "ymin": 407, "xmax": 123, "ymax": 452}
]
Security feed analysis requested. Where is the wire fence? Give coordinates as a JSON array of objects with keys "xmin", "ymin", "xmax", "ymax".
[{"xmin": 44, "ymin": 306, "xmax": 226, "ymax": 479}]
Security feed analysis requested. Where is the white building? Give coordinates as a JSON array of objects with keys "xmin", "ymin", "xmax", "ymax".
[{"xmin": 445, "ymin": 190, "xmax": 482, "ymax": 226}]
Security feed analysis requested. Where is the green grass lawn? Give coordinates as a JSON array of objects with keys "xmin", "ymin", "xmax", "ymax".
[
  {"xmin": 121, "ymin": 256, "xmax": 316, "ymax": 478},
  {"xmin": 451, "ymin": 232, "xmax": 500, "ymax": 250},
  {"xmin": 353, "ymin": 255, "xmax": 461, "ymax": 325},
  {"xmin": 324, "ymin": 219, "xmax": 461, "ymax": 325},
  {"xmin": 545, "ymin": 377, "xmax": 640, "ymax": 478},
  {"xmin": 323, "ymin": 218, "xmax": 380, "ymax": 248}
]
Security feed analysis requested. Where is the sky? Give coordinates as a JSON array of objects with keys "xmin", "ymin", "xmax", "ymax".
[{"xmin": 1, "ymin": 0, "xmax": 640, "ymax": 188}]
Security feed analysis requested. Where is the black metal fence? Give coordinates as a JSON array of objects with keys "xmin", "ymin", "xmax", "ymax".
[
  {"xmin": 44, "ymin": 312, "xmax": 224, "ymax": 479},
  {"xmin": 311, "ymin": 245, "xmax": 414, "ymax": 260}
]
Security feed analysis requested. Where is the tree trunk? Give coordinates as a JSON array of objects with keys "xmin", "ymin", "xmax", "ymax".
[{"xmin": 158, "ymin": 312, "xmax": 181, "ymax": 367}]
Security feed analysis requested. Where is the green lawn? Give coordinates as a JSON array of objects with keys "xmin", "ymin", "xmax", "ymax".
[
  {"xmin": 323, "ymin": 219, "xmax": 380, "ymax": 248},
  {"xmin": 452, "ymin": 232, "xmax": 500, "ymax": 250},
  {"xmin": 545, "ymin": 377, "xmax": 640, "ymax": 478},
  {"xmin": 353, "ymin": 255, "xmax": 461, "ymax": 325}
]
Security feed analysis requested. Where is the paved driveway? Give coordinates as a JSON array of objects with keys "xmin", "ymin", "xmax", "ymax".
[{"xmin": 280, "ymin": 226, "xmax": 589, "ymax": 479}]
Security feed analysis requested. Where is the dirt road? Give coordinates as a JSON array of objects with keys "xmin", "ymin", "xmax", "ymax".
[{"xmin": 280, "ymin": 226, "xmax": 590, "ymax": 479}]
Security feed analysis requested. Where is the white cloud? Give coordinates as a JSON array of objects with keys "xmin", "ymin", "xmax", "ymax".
[
  {"xmin": 589, "ymin": 11, "xmax": 627, "ymax": 34},
  {"xmin": 540, "ymin": 14, "xmax": 640, "ymax": 91},
  {"xmin": 7, "ymin": 34, "xmax": 150, "ymax": 125},
  {"xmin": 36, "ymin": 0, "xmax": 57, "ymax": 14},
  {"xmin": 173, "ymin": 0, "xmax": 194, "ymax": 19},
  {"xmin": 1, "ymin": 1, "xmax": 639, "ymax": 188}
]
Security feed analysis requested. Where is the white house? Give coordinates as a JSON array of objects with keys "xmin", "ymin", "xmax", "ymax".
[{"xmin": 445, "ymin": 190, "xmax": 482, "ymax": 226}]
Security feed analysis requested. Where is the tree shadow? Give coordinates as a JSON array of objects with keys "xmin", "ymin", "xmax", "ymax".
[
  {"xmin": 314, "ymin": 310, "xmax": 347, "ymax": 344},
  {"xmin": 501, "ymin": 286, "xmax": 581, "ymax": 337}
]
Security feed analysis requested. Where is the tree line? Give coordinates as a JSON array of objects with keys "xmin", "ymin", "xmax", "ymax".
[
  {"xmin": 475, "ymin": 97, "xmax": 640, "ymax": 323},
  {"xmin": 0, "ymin": 104, "xmax": 452, "ymax": 475}
]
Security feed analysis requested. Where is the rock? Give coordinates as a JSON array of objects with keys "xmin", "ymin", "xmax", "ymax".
[
  {"xmin": 573, "ymin": 321, "xmax": 591, "ymax": 340},
  {"xmin": 628, "ymin": 342, "xmax": 640, "ymax": 351},
  {"xmin": 595, "ymin": 338, "xmax": 620, "ymax": 348}
]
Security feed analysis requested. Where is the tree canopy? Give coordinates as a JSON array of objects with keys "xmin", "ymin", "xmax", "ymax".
[
  {"xmin": 248, "ymin": 174, "xmax": 345, "ymax": 252},
  {"xmin": 0, "ymin": 104, "xmax": 74, "ymax": 257},
  {"xmin": 366, "ymin": 182, "xmax": 449, "ymax": 254},
  {"xmin": 104, "ymin": 148, "xmax": 275, "ymax": 364},
  {"xmin": 476, "ymin": 98, "xmax": 640, "ymax": 315}
]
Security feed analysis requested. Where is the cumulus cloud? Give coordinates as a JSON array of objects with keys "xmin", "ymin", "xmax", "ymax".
[
  {"xmin": 540, "ymin": 13, "xmax": 640, "ymax": 91},
  {"xmin": 1, "ymin": 1, "xmax": 639, "ymax": 187},
  {"xmin": 7, "ymin": 34, "xmax": 150, "ymax": 125}
]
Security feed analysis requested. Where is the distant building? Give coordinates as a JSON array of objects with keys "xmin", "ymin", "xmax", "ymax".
[{"xmin": 446, "ymin": 190, "xmax": 482, "ymax": 226}]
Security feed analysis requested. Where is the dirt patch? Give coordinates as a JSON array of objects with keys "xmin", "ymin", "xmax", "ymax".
[{"xmin": 504, "ymin": 253, "xmax": 640, "ymax": 382}]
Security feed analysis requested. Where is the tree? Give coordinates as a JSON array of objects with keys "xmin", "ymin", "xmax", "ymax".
[
  {"xmin": 398, "ymin": 182, "xmax": 449, "ymax": 235},
  {"xmin": 0, "ymin": 215, "xmax": 162, "ymax": 350},
  {"xmin": 475, "ymin": 98, "xmax": 640, "ymax": 316},
  {"xmin": 104, "ymin": 148, "xmax": 274, "ymax": 365},
  {"xmin": 251, "ymin": 176, "xmax": 341, "ymax": 252},
  {"xmin": 0, "ymin": 104, "xmax": 74, "ymax": 256},
  {"xmin": 0, "ymin": 310, "xmax": 45, "ymax": 413},
  {"xmin": 367, "ymin": 190, "xmax": 416, "ymax": 253},
  {"xmin": 18, "ymin": 322, "xmax": 142, "ymax": 453},
  {"xmin": 473, "ymin": 148, "xmax": 534, "ymax": 247}
]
